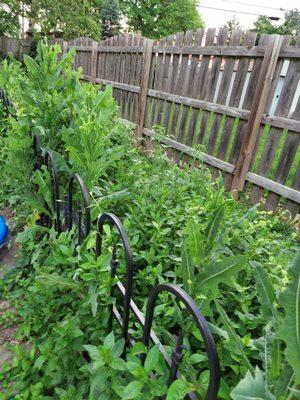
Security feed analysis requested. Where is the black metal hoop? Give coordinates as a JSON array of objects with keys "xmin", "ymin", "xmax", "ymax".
[
  {"xmin": 142, "ymin": 283, "xmax": 221, "ymax": 400},
  {"xmin": 67, "ymin": 173, "xmax": 91, "ymax": 244},
  {"xmin": 32, "ymin": 134, "xmax": 43, "ymax": 171},
  {"xmin": 0, "ymin": 87, "xmax": 13, "ymax": 111},
  {"xmin": 96, "ymin": 213, "xmax": 134, "ymax": 345},
  {"xmin": 44, "ymin": 149, "xmax": 61, "ymax": 233}
]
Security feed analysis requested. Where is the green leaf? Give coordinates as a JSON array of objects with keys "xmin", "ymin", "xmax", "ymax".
[
  {"xmin": 88, "ymin": 285, "xmax": 98, "ymax": 317},
  {"xmin": 104, "ymin": 331, "xmax": 115, "ymax": 350},
  {"xmin": 189, "ymin": 353, "xmax": 207, "ymax": 364},
  {"xmin": 144, "ymin": 345, "xmax": 159, "ymax": 373},
  {"xmin": 166, "ymin": 379, "xmax": 191, "ymax": 400},
  {"xmin": 252, "ymin": 262, "xmax": 276, "ymax": 320},
  {"xmin": 180, "ymin": 239, "xmax": 194, "ymax": 294},
  {"xmin": 231, "ymin": 367, "xmax": 275, "ymax": 400},
  {"xmin": 269, "ymin": 339, "xmax": 281, "ymax": 379},
  {"xmin": 278, "ymin": 251, "xmax": 300, "ymax": 383},
  {"xmin": 82, "ymin": 345, "xmax": 100, "ymax": 361},
  {"xmin": 111, "ymin": 358, "xmax": 127, "ymax": 371},
  {"xmin": 215, "ymin": 301, "xmax": 254, "ymax": 373},
  {"xmin": 36, "ymin": 273, "xmax": 81, "ymax": 291},
  {"xmin": 274, "ymin": 365, "xmax": 294, "ymax": 399},
  {"xmin": 204, "ymin": 204, "xmax": 224, "ymax": 255},
  {"xmin": 185, "ymin": 220, "xmax": 205, "ymax": 262},
  {"xmin": 197, "ymin": 255, "xmax": 247, "ymax": 297},
  {"xmin": 23, "ymin": 55, "xmax": 44, "ymax": 82},
  {"xmin": 122, "ymin": 380, "xmax": 144, "ymax": 399},
  {"xmin": 130, "ymin": 342, "xmax": 146, "ymax": 355},
  {"xmin": 34, "ymin": 355, "xmax": 46, "ymax": 370}
]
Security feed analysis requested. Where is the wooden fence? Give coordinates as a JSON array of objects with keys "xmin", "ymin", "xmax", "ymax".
[
  {"xmin": 55, "ymin": 30, "xmax": 300, "ymax": 216},
  {"xmin": 0, "ymin": 36, "xmax": 32, "ymax": 59}
]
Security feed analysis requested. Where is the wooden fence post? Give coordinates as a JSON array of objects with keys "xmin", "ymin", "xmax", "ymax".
[
  {"xmin": 62, "ymin": 40, "xmax": 68, "ymax": 54},
  {"xmin": 231, "ymin": 34, "xmax": 284, "ymax": 197},
  {"xmin": 90, "ymin": 41, "xmax": 99, "ymax": 84},
  {"xmin": 135, "ymin": 38, "xmax": 154, "ymax": 146}
]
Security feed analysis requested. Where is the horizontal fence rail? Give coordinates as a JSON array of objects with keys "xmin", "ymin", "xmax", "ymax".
[
  {"xmin": 31, "ymin": 136, "xmax": 221, "ymax": 400},
  {"xmin": 54, "ymin": 30, "xmax": 300, "ymax": 216}
]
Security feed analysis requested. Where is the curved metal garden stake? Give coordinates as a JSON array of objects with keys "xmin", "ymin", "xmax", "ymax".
[
  {"xmin": 32, "ymin": 134, "xmax": 43, "ymax": 171},
  {"xmin": 96, "ymin": 213, "xmax": 134, "ymax": 346},
  {"xmin": 44, "ymin": 149, "xmax": 61, "ymax": 233},
  {"xmin": 168, "ymin": 331, "xmax": 184, "ymax": 387},
  {"xmin": 0, "ymin": 87, "xmax": 13, "ymax": 111},
  {"xmin": 142, "ymin": 283, "xmax": 221, "ymax": 400},
  {"xmin": 67, "ymin": 173, "xmax": 91, "ymax": 244}
]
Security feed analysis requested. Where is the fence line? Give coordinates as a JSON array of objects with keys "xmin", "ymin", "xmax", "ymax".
[
  {"xmin": 0, "ymin": 36, "xmax": 32, "ymax": 59},
  {"xmin": 55, "ymin": 32, "xmax": 299, "ymax": 216}
]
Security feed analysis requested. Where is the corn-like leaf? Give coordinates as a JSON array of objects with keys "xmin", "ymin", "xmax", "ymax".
[
  {"xmin": 278, "ymin": 251, "xmax": 300, "ymax": 383},
  {"xmin": 252, "ymin": 261, "xmax": 276, "ymax": 321},
  {"xmin": 197, "ymin": 255, "xmax": 247, "ymax": 297},
  {"xmin": 215, "ymin": 300, "xmax": 254, "ymax": 373},
  {"xmin": 180, "ymin": 239, "xmax": 194, "ymax": 294},
  {"xmin": 231, "ymin": 367, "xmax": 275, "ymax": 400},
  {"xmin": 185, "ymin": 220, "xmax": 205, "ymax": 263}
]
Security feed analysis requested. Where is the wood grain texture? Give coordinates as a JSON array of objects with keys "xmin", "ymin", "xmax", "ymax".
[{"xmin": 231, "ymin": 35, "xmax": 284, "ymax": 194}]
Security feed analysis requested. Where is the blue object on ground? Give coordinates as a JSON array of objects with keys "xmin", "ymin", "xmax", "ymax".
[{"xmin": 0, "ymin": 215, "xmax": 8, "ymax": 246}]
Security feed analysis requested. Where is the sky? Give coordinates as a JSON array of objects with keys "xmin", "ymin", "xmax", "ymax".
[{"xmin": 198, "ymin": 0, "xmax": 300, "ymax": 30}]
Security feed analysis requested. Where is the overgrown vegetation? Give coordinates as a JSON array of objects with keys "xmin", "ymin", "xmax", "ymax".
[{"xmin": 0, "ymin": 42, "xmax": 299, "ymax": 399}]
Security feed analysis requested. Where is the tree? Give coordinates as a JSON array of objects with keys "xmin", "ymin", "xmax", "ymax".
[
  {"xmin": 253, "ymin": 9, "xmax": 300, "ymax": 41},
  {"xmin": 0, "ymin": 0, "xmax": 103, "ymax": 40},
  {"xmin": 280, "ymin": 8, "xmax": 300, "ymax": 37},
  {"xmin": 222, "ymin": 16, "xmax": 241, "ymax": 42},
  {"xmin": 223, "ymin": 16, "xmax": 241, "ymax": 33},
  {"xmin": 0, "ymin": 1, "xmax": 22, "ymax": 36},
  {"xmin": 101, "ymin": 0, "xmax": 121, "ymax": 39},
  {"xmin": 253, "ymin": 15, "xmax": 281, "ymax": 35},
  {"xmin": 120, "ymin": 0, "xmax": 204, "ymax": 40},
  {"xmin": 26, "ymin": 0, "xmax": 102, "ymax": 40}
]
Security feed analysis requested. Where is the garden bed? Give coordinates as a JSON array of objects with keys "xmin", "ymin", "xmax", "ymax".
[{"xmin": 0, "ymin": 41, "xmax": 299, "ymax": 399}]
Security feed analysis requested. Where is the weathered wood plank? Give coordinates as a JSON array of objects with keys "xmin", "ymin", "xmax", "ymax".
[
  {"xmin": 264, "ymin": 57, "xmax": 300, "ymax": 211},
  {"xmin": 69, "ymin": 43, "xmax": 300, "ymax": 59},
  {"xmin": 217, "ymin": 31, "xmax": 257, "ymax": 166},
  {"xmin": 176, "ymin": 30, "xmax": 194, "ymax": 142},
  {"xmin": 156, "ymin": 34, "xmax": 174, "ymax": 126},
  {"xmin": 167, "ymin": 31, "xmax": 184, "ymax": 136},
  {"xmin": 136, "ymin": 39, "xmax": 154, "ymax": 145},
  {"xmin": 250, "ymin": 35, "xmax": 292, "ymax": 205},
  {"xmin": 231, "ymin": 35, "xmax": 284, "ymax": 194},
  {"xmin": 208, "ymin": 30, "xmax": 242, "ymax": 157},
  {"xmin": 186, "ymin": 29, "xmax": 205, "ymax": 146},
  {"xmin": 153, "ymin": 45, "xmax": 265, "ymax": 56},
  {"xmin": 151, "ymin": 37, "xmax": 166, "ymax": 126},
  {"xmin": 198, "ymin": 28, "xmax": 228, "ymax": 145}
]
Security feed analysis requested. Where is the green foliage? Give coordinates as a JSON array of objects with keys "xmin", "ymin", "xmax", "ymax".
[
  {"xmin": 253, "ymin": 9, "xmax": 300, "ymax": 41},
  {"xmin": 101, "ymin": 0, "xmax": 122, "ymax": 39},
  {"xmin": 120, "ymin": 0, "xmax": 204, "ymax": 39},
  {"xmin": 253, "ymin": 16, "xmax": 281, "ymax": 36},
  {"xmin": 231, "ymin": 367, "xmax": 275, "ymax": 400},
  {"xmin": 278, "ymin": 252, "xmax": 300, "ymax": 383},
  {"xmin": 0, "ymin": 0, "xmax": 21, "ymax": 36},
  {"xmin": 1, "ymin": 0, "xmax": 102, "ymax": 40}
]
